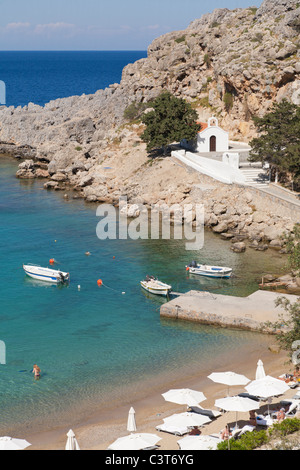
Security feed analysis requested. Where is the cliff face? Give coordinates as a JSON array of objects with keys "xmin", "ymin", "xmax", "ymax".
[
  {"xmin": 0, "ymin": 0, "xmax": 299, "ymax": 155},
  {"xmin": 0, "ymin": 1, "xmax": 299, "ymax": 255},
  {"xmin": 123, "ymin": 0, "xmax": 300, "ymax": 139}
]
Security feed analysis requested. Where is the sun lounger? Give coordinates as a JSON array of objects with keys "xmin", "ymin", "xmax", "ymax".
[
  {"xmin": 285, "ymin": 401, "xmax": 299, "ymax": 417},
  {"xmin": 256, "ymin": 414, "xmax": 274, "ymax": 426},
  {"xmin": 238, "ymin": 425, "xmax": 255, "ymax": 436},
  {"xmin": 156, "ymin": 423, "xmax": 189, "ymax": 436},
  {"xmin": 292, "ymin": 390, "xmax": 300, "ymax": 400},
  {"xmin": 189, "ymin": 406, "xmax": 221, "ymax": 419},
  {"xmin": 238, "ymin": 392, "xmax": 266, "ymax": 402}
]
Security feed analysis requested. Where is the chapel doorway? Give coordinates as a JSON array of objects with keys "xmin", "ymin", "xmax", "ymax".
[{"xmin": 210, "ymin": 135, "xmax": 216, "ymax": 152}]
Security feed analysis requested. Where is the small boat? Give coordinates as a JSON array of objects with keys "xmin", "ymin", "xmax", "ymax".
[
  {"xmin": 23, "ymin": 264, "xmax": 70, "ymax": 284},
  {"xmin": 140, "ymin": 275, "xmax": 172, "ymax": 296},
  {"xmin": 186, "ymin": 261, "xmax": 232, "ymax": 279}
]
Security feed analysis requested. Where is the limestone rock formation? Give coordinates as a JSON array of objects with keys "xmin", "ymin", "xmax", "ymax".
[{"xmin": 0, "ymin": 0, "xmax": 299, "ymax": 254}]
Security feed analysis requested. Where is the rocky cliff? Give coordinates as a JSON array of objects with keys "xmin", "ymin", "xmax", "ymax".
[
  {"xmin": 0, "ymin": 0, "xmax": 299, "ymax": 153},
  {"xmin": 0, "ymin": 0, "xmax": 299, "ymax": 256}
]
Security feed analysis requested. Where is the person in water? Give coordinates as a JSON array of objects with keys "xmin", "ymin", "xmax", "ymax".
[{"xmin": 32, "ymin": 364, "xmax": 41, "ymax": 380}]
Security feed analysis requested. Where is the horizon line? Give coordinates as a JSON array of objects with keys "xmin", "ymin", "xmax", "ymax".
[{"xmin": 0, "ymin": 49, "xmax": 148, "ymax": 52}]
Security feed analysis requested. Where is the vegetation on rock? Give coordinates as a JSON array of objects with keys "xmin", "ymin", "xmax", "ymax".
[
  {"xmin": 249, "ymin": 100, "xmax": 300, "ymax": 189},
  {"xmin": 141, "ymin": 92, "xmax": 200, "ymax": 153}
]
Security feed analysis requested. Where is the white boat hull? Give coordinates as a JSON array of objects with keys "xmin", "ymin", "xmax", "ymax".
[
  {"xmin": 187, "ymin": 264, "xmax": 232, "ymax": 279},
  {"xmin": 140, "ymin": 280, "xmax": 171, "ymax": 296},
  {"xmin": 23, "ymin": 265, "xmax": 70, "ymax": 284}
]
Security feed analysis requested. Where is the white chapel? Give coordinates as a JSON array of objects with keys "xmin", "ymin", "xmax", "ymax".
[
  {"xmin": 181, "ymin": 116, "xmax": 229, "ymax": 153},
  {"xmin": 196, "ymin": 117, "xmax": 229, "ymax": 153}
]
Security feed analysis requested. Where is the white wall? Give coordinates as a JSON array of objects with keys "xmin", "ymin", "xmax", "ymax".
[
  {"xmin": 172, "ymin": 150, "xmax": 247, "ymax": 185},
  {"xmin": 196, "ymin": 126, "xmax": 229, "ymax": 152}
]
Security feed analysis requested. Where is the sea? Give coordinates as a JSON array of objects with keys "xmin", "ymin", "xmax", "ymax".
[{"xmin": 0, "ymin": 52, "xmax": 287, "ymax": 435}]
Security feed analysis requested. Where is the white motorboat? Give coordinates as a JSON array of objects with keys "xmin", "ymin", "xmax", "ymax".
[
  {"xmin": 23, "ymin": 264, "xmax": 70, "ymax": 284},
  {"xmin": 186, "ymin": 261, "xmax": 232, "ymax": 279},
  {"xmin": 140, "ymin": 276, "xmax": 172, "ymax": 296}
]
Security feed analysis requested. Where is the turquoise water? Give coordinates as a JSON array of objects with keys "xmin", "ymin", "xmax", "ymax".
[{"xmin": 0, "ymin": 157, "xmax": 286, "ymax": 434}]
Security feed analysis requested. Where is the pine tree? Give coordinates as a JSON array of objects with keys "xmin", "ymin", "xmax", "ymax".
[
  {"xmin": 249, "ymin": 100, "xmax": 300, "ymax": 186},
  {"xmin": 141, "ymin": 92, "xmax": 201, "ymax": 154}
]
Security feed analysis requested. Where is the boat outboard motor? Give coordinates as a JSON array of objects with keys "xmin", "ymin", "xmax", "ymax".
[
  {"xmin": 189, "ymin": 261, "xmax": 198, "ymax": 268},
  {"xmin": 59, "ymin": 272, "xmax": 67, "ymax": 283}
]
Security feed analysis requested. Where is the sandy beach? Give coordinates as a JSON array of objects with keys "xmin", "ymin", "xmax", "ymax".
[{"xmin": 24, "ymin": 345, "xmax": 299, "ymax": 451}]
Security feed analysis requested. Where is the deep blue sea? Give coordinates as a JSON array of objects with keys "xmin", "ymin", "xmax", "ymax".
[
  {"xmin": 0, "ymin": 52, "xmax": 286, "ymax": 436},
  {"xmin": 0, "ymin": 51, "xmax": 147, "ymax": 107}
]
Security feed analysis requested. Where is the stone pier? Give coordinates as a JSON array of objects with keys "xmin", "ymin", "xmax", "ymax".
[{"xmin": 160, "ymin": 290, "xmax": 299, "ymax": 333}]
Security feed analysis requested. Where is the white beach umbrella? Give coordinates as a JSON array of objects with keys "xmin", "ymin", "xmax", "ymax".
[
  {"xmin": 163, "ymin": 412, "xmax": 211, "ymax": 428},
  {"xmin": 107, "ymin": 433, "xmax": 161, "ymax": 451},
  {"xmin": 65, "ymin": 429, "xmax": 80, "ymax": 450},
  {"xmin": 127, "ymin": 407, "xmax": 137, "ymax": 433},
  {"xmin": 0, "ymin": 436, "xmax": 31, "ymax": 451},
  {"xmin": 245, "ymin": 375, "xmax": 290, "ymax": 399},
  {"xmin": 255, "ymin": 360, "xmax": 266, "ymax": 380},
  {"xmin": 208, "ymin": 371, "xmax": 250, "ymax": 396},
  {"xmin": 177, "ymin": 435, "xmax": 221, "ymax": 451},
  {"xmin": 162, "ymin": 388, "xmax": 207, "ymax": 407},
  {"xmin": 245, "ymin": 375, "xmax": 290, "ymax": 414},
  {"xmin": 214, "ymin": 396, "xmax": 259, "ymax": 428}
]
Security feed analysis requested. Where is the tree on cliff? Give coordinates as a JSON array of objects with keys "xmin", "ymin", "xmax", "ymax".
[
  {"xmin": 249, "ymin": 100, "xmax": 300, "ymax": 188},
  {"xmin": 265, "ymin": 296, "xmax": 300, "ymax": 366},
  {"xmin": 141, "ymin": 92, "xmax": 201, "ymax": 154}
]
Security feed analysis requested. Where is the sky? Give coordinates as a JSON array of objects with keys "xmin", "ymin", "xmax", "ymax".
[{"xmin": 0, "ymin": 0, "xmax": 261, "ymax": 50}]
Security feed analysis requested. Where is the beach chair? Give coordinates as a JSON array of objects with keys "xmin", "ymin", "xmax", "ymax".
[
  {"xmin": 256, "ymin": 414, "xmax": 274, "ymax": 427},
  {"xmin": 189, "ymin": 406, "xmax": 221, "ymax": 419},
  {"xmin": 285, "ymin": 401, "xmax": 299, "ymax": 417},
  {"xmin": 237, "ymin": 425, "xmax": 255, "ymax": 436},
  {"xmin": 238, "ymin": 392, "xmax": 266, "ymax": 402},
  {"xmin": 292, "ymin": 390, "xmax": 300, "ymax": 400},
  {"xmin": 155, "ymin": 423, "xmax": 189, "ymax": 436}
]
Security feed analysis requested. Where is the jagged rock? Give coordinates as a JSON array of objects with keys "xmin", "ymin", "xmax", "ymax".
[
  {"xmin": 220, "ymin": 232, "xmax": 235, "ymax": 240},
  {"xmin": 213, "ymin": 203, "xmax": 227, "ymax": 216},
  {"xmin": 212, "ymin": 221, "xmax": 228, "ymax": 233},
  {"xmin": 263, "ymin": 225, "xmax": 285, "ymax": 241},
  {"xmin": 77, "ymin": 174, "xmax": 94, "ymax": 187},
  {"xmin": 120, "ymin": 204, "xmax": 141, "ymax": 218},
  {"xmin": 51, "ymin": 172, "xmax": 67, "ymax": 182},
  {"xmin": 35, "ymin": 168, "xmax": 50, "ymax": 178},
  {"xmin": 269, "ymin": 238, "xmax": 283, "ymax": 248},
  {"xmin": 231, "ymin": 242, "xmax": 246, "ymax": 253},
  {"xmin": 16, "ymin": 169, "xmax": 35, "ymax": 179},
  {"xmin": 18, "ymin": 159, "xmax": 34, "ymax": 170},
  {"xmin": 44, "ymin": 181, "xmax": 59, "ymax": 189}
]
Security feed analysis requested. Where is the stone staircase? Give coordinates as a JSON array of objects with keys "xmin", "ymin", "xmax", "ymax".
[{"xmin": 239, "ymin": 164, "xmax": 270, "ymax": 189}]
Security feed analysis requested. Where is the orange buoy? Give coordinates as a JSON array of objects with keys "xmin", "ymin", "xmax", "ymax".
[
  {"xmin": 97, "ymin": 279, "xmax": 103, "ymax": 287},
  {"xmin": 186, "ymin": 267, "xmax": 190, "ymax": 271},
  {"xmin": 49, "ymin": 258, "xmax": 55, "ymax": 265}
]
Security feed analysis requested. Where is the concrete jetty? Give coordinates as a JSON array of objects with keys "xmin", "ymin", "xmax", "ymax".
[{"xmin": 160, "ymin": 290, "xmax": 299, "ymax": 333}]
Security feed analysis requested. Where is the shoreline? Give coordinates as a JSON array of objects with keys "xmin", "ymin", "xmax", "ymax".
[
  {"xmin": 24, "ymin": 342, "xmax": 292, "ymax": 450},
  {"xmin": 0, "ymin": 156, "xmax": 297, "ymax": 450}
]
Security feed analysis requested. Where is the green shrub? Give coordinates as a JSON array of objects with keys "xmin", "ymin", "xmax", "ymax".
[
  {"xmin": 204, "ymin": 53, "xmax": 212, "ymax": 68},
  {"xmin": 217, "ymin": 430, "xmax": 268, "ymax": 450},
  {"xmin": 124, "ymin": 102, "xmax": 149, "ymax": 121},
  {"xmin": 217, "ymin": 418, "xmax": 300, "ymax": 450},
  {"xmin": 175, "ymin": 36, "xmax": 185, "ymax": 44},
  {"xmin": 224, "ymin": 92, "xmax": 234, "ymax": 112},
  {"xmin": 269, "ymin": 418, "xmax": 300, "ymax": 438}
]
